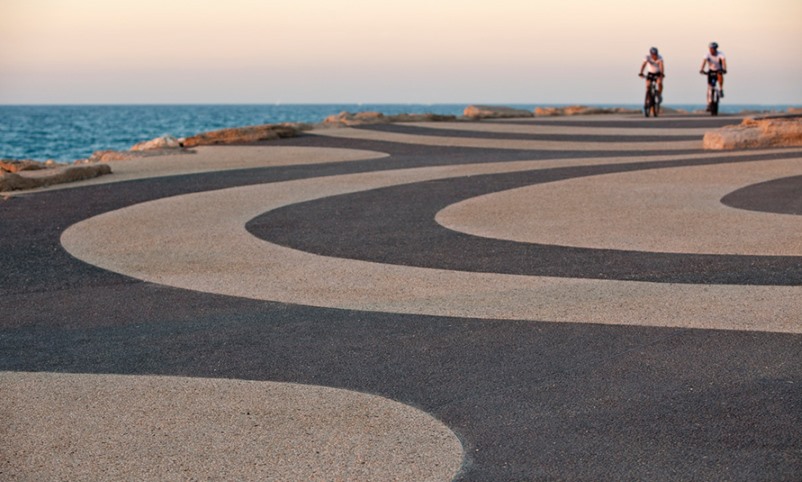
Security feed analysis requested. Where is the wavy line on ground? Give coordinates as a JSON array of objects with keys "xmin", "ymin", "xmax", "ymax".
[
  {"xmin": 313, "ymin": 126, "xmax": 703, "ymax": 151},
  {"xmin": 61, "ymin": 150, "xmax": 802, "ymax": 334}
]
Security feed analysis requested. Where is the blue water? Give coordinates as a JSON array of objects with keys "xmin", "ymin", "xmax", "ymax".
[{"xmin": 1, "ymin": 103, "xmax": 798, "ymax": 163}]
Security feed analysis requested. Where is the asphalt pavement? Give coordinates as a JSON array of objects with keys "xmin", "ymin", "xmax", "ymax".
[{"xmin": 2, "ymin": 114, "xmax": 801, "ymax": 480}]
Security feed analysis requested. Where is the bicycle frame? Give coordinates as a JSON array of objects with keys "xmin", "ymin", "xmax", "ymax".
[{"xmin": 642, "ymin": 73, "xmax": 661, "ymax": 117}]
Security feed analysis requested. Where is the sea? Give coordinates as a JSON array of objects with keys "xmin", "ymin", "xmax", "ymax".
[{"xmin": 1, "ymin": 103, "xmax": 799, "ymax": 163}]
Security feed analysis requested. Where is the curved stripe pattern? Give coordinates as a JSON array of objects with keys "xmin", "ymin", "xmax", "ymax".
[
  {"xmin": 252, "ymin": 152, "xmax": 802, "ymax": 284},
  {"xmin": 5, "ymin": 114, "xmax": 801, "ymax": 479},
  {"xmin": 62, "ymin": 151, "xmax": 802, "ymax": 332}
]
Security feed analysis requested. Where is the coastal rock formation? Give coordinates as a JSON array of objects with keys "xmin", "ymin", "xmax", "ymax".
[
  {"xmin": 323, "ymin": 112, "xmax": 387, "ymax": 126},
  {"xmin": 84, "ymin": 149, "xmax": 191, "ymax": 163},
  {"xmin": 386, "ymin": 113, "xmax": 457, "ymax": 123},
  {"xmin": 182, "ymin": 123, "xmax": 307, "ymax": 148},
  {"xmin": 0, "ymin": 159, "xmax": 52, "ymax": 173},
  {"xmin": 703, "ymin": 116, "xmax": 802, "ymax": 150},
  {"xmin": 463, "ymin": 105, "xmax": 534, "ymax": 119},
  {"xmin": 131, "ymin": 135, "xmax": 182, "ymax": 151},
  {"xmin": 534, "ymin": 105, "xmax": 640, "ymax": 116},
  {"xmin": 0, "ymin": 164, "xmax": 112, "ymax": 192},
  {"xmin": 82, "ymin": 124, "xmax": 310, "ymax": 164},
  {"xmin": 323, "ymin": 111, "xmax": 458, "ymax": 127}
]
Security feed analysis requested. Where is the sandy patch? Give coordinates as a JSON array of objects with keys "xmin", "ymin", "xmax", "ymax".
[
  {"xmin": 0, "ymin": 372, "xmax": 463, "ymax": 481},
  {"xmin": 437, "ymin": 156, "xmax": 802, "ymax": 255}
]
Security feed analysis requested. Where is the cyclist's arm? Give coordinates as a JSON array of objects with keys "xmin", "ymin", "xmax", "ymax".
[
  {"xmin": 699, "ymin": 59, "xmax": 707, "ymax": 73},
  {"xmin": 721, "ymin": 58, "xmax": 727, "ymax": 73},
  {"xmin": 659, "ymin": 59, "xmax": 665, "ymax": 77},
  {"xmin": 639, "ymin": 60, "xmax": 647, "ymax": 75}
]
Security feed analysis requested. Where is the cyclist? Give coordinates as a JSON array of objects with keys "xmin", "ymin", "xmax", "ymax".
[
  {"xmin": 700, "ymin": 42, "xmax": 727, "ymax": 97},
  {"xmin": 639, "ymin": 47, "xmax": 665, "ymax": 103}
]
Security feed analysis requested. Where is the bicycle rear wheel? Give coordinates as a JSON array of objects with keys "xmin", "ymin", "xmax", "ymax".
[{"xmin": 710, "ymin": 91, "xmax": 719, "ymax": 116}]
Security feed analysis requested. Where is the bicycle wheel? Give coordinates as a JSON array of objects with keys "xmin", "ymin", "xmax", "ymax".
[
  {"xmin": 711, "ymin": 91, "xmax": 719, "ymax": 116},
  {"xmin": 644, "ymin": 91, "xmax": 653, "ymax": 117}
]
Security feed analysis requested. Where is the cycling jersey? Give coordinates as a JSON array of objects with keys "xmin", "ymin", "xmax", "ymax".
[
  {"xmin": 644, "ymin": 54, "xmax": 664, "ymax": 74},
  {"xmin": 704, "ymin": 51, "xmax": 726, "ymax": 71}
]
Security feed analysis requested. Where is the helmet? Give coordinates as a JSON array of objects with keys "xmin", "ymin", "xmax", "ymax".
[
  {"xmin": 650, "ymin": 47, "xmax": 658, "ymax": 55},
  {"xmin": 709, "ymin": 42, "xmax": 719, "ymax": 49}
]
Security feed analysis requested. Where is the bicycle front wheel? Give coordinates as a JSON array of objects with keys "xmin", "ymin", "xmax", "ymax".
[{"xmin": 710, "ymin": 91, "xmax": 719, "ymax": 116}]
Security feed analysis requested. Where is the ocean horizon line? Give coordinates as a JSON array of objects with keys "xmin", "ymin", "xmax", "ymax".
[{"xmin": 2, "ymin": 102, "xmax": 800, "ymax": 107}]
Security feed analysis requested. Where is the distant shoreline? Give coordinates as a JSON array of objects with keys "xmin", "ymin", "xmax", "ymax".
[
  {"xmin": 2, "ymin": 103, "xmax": 800, "ymax": 163},
  {"xmin": 3, "ymin": 107, "xmax": 801, "ymax": 193},
  {"xmin": 1, "ymin": 102, "xmax": 800, "ymax": 108}
]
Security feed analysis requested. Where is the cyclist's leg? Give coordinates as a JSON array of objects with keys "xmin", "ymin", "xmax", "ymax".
[{"xmin": 717, "ymin": 72, "xmax": 724, "ymax": 96}]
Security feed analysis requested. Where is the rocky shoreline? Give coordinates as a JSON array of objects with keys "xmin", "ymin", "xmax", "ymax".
[
  {"xmin": 3, "ymin": 105, "xmax": 801, "ymax": 193},
  {"xmin": 703, "ymin": 115, "xmax": 802, "ymax": 150}
]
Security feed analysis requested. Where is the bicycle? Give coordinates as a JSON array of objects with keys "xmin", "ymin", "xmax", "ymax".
[
  {"xmin": 639, "ymin": 72, "xmax": 662, "ymax": 117},
  {"xmin": 701, "ymin": 70, "xmax": 723, "ymax": 116}
]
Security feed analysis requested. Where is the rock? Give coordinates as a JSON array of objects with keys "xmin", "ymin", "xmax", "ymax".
[
  {"xmin": 387, "ymin": 113, "xmax": 457, "ymax": 123},
  {"xmin": 534, "ymin": 105, "xmax": 640, "ymax": 116},
  {"xmin": 84, "ymin": 123, "xmax": 310, "ymax": 163},
  {"xmin": 0, "ymin": 164, "xmax": 112, "ymax": 192},
  {"xmin": 130, "ymin": 135, "xmax": 181, "ymax": 151},
  {"xmin": 533, "ymin": 107, "xmax": 562, "ymax": 117},
  {"xmin": 323, "ymin": 112, "xmax": 386, "ymax": 126},
  {"xmin": 0, "ymin": 159, "xmax": 49, "ymax": 173},
  {"xmin": 788, "ymin": 107, "xmax": 802, "ymax": 115},
  {"xmin": 463, "ymin": 105, "xmax": 534, "ymax": 119},
  {"xmin": 560, "ymin": 106, "xmax": 598, "ymax": 116},
  {"xmin": 703, "ymin": 116, "xmax": 802, "ymax": 150},
  {"xmin": 182, "ymin": 123, "xmax": 306, "ymax": 148},
  {"xmin": 83, "ymin": 148, "xmax": 195, "ymax": 163},
  {"xmin": 86, "ymin": 150, "xmax": 138, "ymax": 163},
  {"xmin": 322, "ymin": 111, "xmax": 458, "ymax": 127}
]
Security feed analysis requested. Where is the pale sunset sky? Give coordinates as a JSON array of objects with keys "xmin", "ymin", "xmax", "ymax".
[{"xmin": 1, "ymin": 0, "xmax": 800, "ymax": 104}]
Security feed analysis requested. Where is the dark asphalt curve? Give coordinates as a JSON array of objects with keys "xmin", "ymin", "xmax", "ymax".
[
  {"xmin": 249, "ymin": 150, "xmax": 802, "ymax": 285},
  {"xmin": 722, "ymin": 174, "xmax": 802, "ymax": 215},
  {"xmin": 356, "ymin": 123, "xmax": 702, "ymax": 142}
]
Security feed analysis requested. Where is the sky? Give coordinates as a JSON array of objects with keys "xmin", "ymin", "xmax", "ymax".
[{"xmin": 1, "ymin": 0, "xmax": 800, "ymax": 105}]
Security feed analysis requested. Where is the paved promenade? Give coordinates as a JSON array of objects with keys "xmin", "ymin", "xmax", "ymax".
[{"xmin": 2, "ymin": 114, "xmax": 801, "ymax": 480}]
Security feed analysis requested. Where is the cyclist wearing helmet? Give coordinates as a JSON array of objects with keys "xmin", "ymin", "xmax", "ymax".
[
  {"xmin": 639, "ymin": 47, "xmax": 665, "ymax": 101},
  {"xmin": 700, "ymin": 42, "xmax": 727, "ymax": 97}
]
